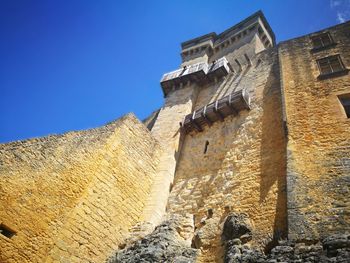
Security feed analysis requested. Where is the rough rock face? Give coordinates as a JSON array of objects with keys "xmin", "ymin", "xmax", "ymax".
[
  {"xmin": 264, "ymin": 234, "xmax": 350, "ymax": 263},
  {"xmin": 224, "ymin": 238, "xmax": 350, "ymax": 263},
  {"xmin": 222, "ymin": 214, "xmax": 350, "ymax": 263},
  {"xmin": 222, "ymin": 213, "xmax": 262, "ymax": 263},
  {"xmin": 222, "ymin": 213, "xmax": 252, "ymax": 243},
  {"xmin": 107, "ymin": 214, "xmax": 197, "ymax": 263},
  {"xmin": 108, "ymin": 213, "xmax": 350, "ymax": 263},
  {"xmin": 193, "ymin": 217, "xmax": 221, "ymax": 249}
]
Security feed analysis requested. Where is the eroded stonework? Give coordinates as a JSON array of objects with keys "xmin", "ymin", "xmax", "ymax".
[{"xmin": 107, "ymin": 214, "xmax": 198, "ymax": 263}]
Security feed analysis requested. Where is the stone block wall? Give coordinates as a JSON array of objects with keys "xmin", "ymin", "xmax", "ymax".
[
  {"xmin": 279, "ymin": 21, "xmax": 350, "ymax": 241},
  {"xmin": 1, "ymin": 13, "xmax": 349, "ymax": 263},
  {"xmin": 142, "ymin": 85, "xmax": 198, "ymax": 228},
  {"xmin": 168, "ymin": 47, "xmax": 287, "ymax": 261},
  {"xmin": 0, "ymin": 114, "xmax": 161, "ymax": 263},
  {"xmin": 194, "ymin": 32, "xmax": 264, "ymax": 110}
]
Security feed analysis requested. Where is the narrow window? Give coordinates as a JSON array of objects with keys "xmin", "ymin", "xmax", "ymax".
[
  {"xmin": 311, "ymin": 32, "xmax": 334, "ymax": 51},
  {"xmin": 256, "ymin": 59, "xmax": 262, "ymax": 68},
  {"xmin": 235, "ymin": 59, "xmax": 242, "ymax": 71},
  {"xmin": 0, "ymin": 224, "xmax": 16, "ymax": 239},
  {"xmin": 204, "ymin": 140, "xmax": 209, "ymax": 154},
  {"xmin": 317, "ymin": 55, "xmax": 347, "ymax": 78},
  {"xmin": 244, "ymin": 54, "xmax": 252, "ymax": 66},
  {"xmin": 338, "ymin": 94, "xmax": 350, "ymax": 118},
  {"xmin": 207, "ymin": 208, "xmax": 213, "ymax": 218}
]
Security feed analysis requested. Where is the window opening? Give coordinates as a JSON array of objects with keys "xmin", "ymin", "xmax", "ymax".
[
  {"xmin": 207, "ymin": 208, "xmax": 213, "ymax": 218},
  {"xmin": 0, "ymin": 224, "xmax": 16, "ymax": 239},
  {"xmin": 204, "ymin": 140, "xmax": 209, "ymax": 154},
  {"xmin": 317, "ymin": 55, "xmax": 346, "ymax": 76},
  {"xmin": 338, "ymin": 94, "xmax": 350, "ymax": 118},
  {"xmin": 311, "ymin": 32, "xmax": 334, "ymax": 50},
  {"xmin": 244, "ymin": 54, "xmax": 252, "ymax": 66}
]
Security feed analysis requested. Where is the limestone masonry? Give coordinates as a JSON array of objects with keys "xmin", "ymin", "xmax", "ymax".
[{"xmin": 0, "ymin": 11, "xmax": 349, "ymax": 263}]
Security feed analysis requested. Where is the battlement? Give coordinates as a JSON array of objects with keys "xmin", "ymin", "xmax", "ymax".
[{"xmin": 180, "ymin": 11, "xmax": 275, "ymax": 64}]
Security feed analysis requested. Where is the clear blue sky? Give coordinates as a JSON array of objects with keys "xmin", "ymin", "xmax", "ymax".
[{"xmin": 0, "ymin": 0, "xmax": 348, "ymax": 143}]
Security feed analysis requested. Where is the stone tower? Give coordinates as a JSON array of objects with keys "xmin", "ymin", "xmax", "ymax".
[
  {"xmin": 1, "ymin": 10, "xmax": 349, "ymax": 263},
  {"xmin": 144, "ymin": 11, "xmax": 286, "ymax": 261}
]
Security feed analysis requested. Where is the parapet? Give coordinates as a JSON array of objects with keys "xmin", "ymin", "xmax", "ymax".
[{"xmin": 180, "ymin": 11, "xmax": 275, "ymax": 63}]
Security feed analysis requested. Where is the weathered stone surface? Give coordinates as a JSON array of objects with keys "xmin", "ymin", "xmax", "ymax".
[
  {"xmin": 0, "ymin": 114, "xmax": 162, "ymax": 263},
  {"xmin": 168, "ymin": 46, "xmax": 288, "ymax": 261},
  {"xmin": 193, "ymin": 218, "xmax": 221, "ymax": 249},
  {"xmin": 323, "ymin": 233, "xmax": 350, "ymax": 258},
  {"xmin": 279, "ymin": 21, "xmax": 350, "ymax": 241},
  {"xmin": 225, "ymin": 242, "xmax": 265, "ymax": 263},
  {"xmin": 224, "ymin": 234, "xmax": 350, "ymax": 263},
  {"xmin": 222, "ymin": 213, "xmax": 252, "ymax": 242},
  {"xmin": 222, "ymin": 213, "xmax": 350, "ymax": 263},
  {"xmin": 107, "ymin": 214, "xmax": 197, "ymax": 263}
]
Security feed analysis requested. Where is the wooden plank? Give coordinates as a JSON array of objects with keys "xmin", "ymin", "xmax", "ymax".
[
  {"xmin": 182, "ymin": 89, "xmax": 250, "ymax": 134},
  {"xmin": 192, "ymin": 119, "xmax": 203, "ymax": 132},
  {"xmin": 214, "ymin": 100, "xmax": 224, "ymax": 121},
  {"xmin": 191, "ymin": 111, "xmax": 203, "ymax": 132},
  {"xmin": 227, "ymin": 93, "xmax": 238, "ymax": 115},
  {"xmin": 201, "ymin": 105, "xmax": 213, "ymax": 126}
]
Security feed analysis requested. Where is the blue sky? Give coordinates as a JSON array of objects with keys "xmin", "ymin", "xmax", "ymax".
[{"xmin": 0, "ymin": 0, "xmax": 349, "ymax": 143}]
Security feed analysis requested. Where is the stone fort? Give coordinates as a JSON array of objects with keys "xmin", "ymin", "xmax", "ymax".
[{"xmin": 0, "ymin": 11, "xmax": 349, "ymax": 263}]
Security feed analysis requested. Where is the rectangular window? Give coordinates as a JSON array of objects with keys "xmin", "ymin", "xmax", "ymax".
[
  {"xmin": 338, "ymin": 94, "xmax": 350, "ymax": 118},
  {"xmin": 0, "ymin": 223, "xmax": 16, "ymax": 239},
  {"xmin": 317, "ymin": 55, "xmax": 347, "ymax": 78},
  {"xmin": 311, "ymin": 32, "xmax": 334, "ymax": 51}
]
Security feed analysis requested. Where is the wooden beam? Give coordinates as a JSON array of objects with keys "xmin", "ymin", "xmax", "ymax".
[
  {"xmin": 201, "ymin": 105, "xmax": 213, "ymax": 126},
  {"xmin": 227, "ymin": 94, "xmax": 238, "ymax": 115},
  {"xmin": 192, "ymin": 119, "xmax": 203, "ymax": 132},
  {"xmin": 191, "ymin": 111, "xmax": 203, "ymax": 132},
  {"xmin": 214, "ymin": 100, "xmax": 224, "ymax": 121}
]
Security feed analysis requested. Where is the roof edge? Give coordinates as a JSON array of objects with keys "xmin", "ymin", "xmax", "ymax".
[{"xmin": 180, "ymin": 10, "xmax": 275, "ymax": 50}]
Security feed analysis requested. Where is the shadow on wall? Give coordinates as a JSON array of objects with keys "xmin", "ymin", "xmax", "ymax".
[{"xmin": 259, "ymin": 53, "xmax": 288, "ymax": 249}]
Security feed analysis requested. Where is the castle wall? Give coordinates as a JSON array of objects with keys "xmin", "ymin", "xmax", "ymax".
[
  {"xmin": 0, "ymin": 114, "xmax": 161, "ymax": 263},
  {"xmin": 279, "ymin": 22, "xmax": 350, "ymax": 241},
  {"xmin": 142, "ymin": 85, "xmax": 198, "ymax": 227},
  {"xmin": 194, "ymin": 32, "xmax": 262, "ymax": 110},
  {"xmin": 1, "ymin": 12, "xmax": 349, "ymax": 263},
  {"xmin": 168, "ymin": 48, "xmax": 287, "ymax": 261}
]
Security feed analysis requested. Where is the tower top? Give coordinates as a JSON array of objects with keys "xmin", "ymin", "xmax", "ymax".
[{"xmin": 180, "ymin": 11, "xmax": 275, "ymax": 62}]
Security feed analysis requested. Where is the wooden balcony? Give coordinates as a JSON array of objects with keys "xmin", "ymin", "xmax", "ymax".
[
  {"xmin": 181, "ymin": 89, "xmax": 251, "ymax": 134},
  {"xmin": 207, "ymin": 57, "xmax": 231, "ymax": 80},
  {"xmin": 160, "ymin": 57, "xmax": 231, "ymax": 96},
  {"xmin": 182, "ymin": 62, "xmax": 208, "ymax": 82},
  {"xmin": 161, "ymin": 62, "xmax": 208, "ymax": 95}
]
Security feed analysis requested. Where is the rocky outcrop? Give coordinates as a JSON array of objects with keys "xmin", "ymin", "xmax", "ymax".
[
  {"xmin": 193, "ymin": 217, "xmax": 221, "ymax": 249},
  {"xmin": 222, "ymin": 213, "xmax": 252, "ymax": 243},
  {"xmin": 222, "ymin": 213, "xmax": 350, "ymax": 263},
  {"xmin": 222, "ymin": 213, "xmax": 262, "ymax": 263},
  {"xmin": 264, "ymin": 234, "xmax": 350, "ymax": 263},
  {"xmin": 108, "ymin": 212, "xmax": 350, "ymax": 263},
  {"xmin": 107, "ymin": 214, "xmax": 197, "ymax": 263}
]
